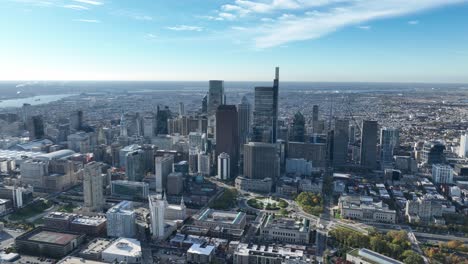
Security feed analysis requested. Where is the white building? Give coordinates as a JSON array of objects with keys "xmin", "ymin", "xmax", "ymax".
[
  {"xmin": 188, "ymin": 132, "xmax": 206, "ymax": 151},
  {"xmin": 187, "ymin": 243, "xmax": 215, "ymax": 264},
  {"xmin": 155, "ymin": 155, "xmax": 174, "ymax": 193},
  {"xmin": 338, "ymin": 195, "xmax": 396, "ymax": 223},
  {"xmin": 165, "ymin": 196, "xmax": 186, "ymax": 221},
  {"xmin": 432, "ymin": 164, "xmax": 453, "ymax": 184},
  {"xmin": 106, "ymin": 201, "xmax": 136, "ymax": 238},
  {"xmin": 217, "ymin": 152, "xmax": 230, "ymax": 180},
  {"xmin": 459, "ymin": 133, "xmax": 468, "ymax": 158},
  {"xmin": 83, "ymin": 162, "xmax": 104, "ymax": 212},
  {"xmin": 149, "ymin": 194, "xmax": 166, "ymax": 240},
  {"xmin": 101, "ymin": 238, "xmax": 142, "ymax": 264}
]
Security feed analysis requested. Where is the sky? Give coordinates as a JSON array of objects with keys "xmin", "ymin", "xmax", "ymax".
[{"xmin": 1, "ymin": 0, "xmax": 468, "ymax": 82}]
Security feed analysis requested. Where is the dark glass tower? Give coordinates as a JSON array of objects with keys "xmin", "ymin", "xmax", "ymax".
[
  {"xmin": 290, "ymin": 111, "xmax": 305, "ymax": 142},
  {"xmin": 252, "ymin": 67, "xmax": 279, "ymax": 143},
  {"xmin": 332, "ymin": 119, "xmax": 349, "ymax": 167},
  {"xmin": 360, "ymin": 120, "xmax": 378, "ymax": 169},
  {"xmin": 216, "ymin": 105, "xmax": 239, "ymax": 176},
  {"xmin": 28, "ymin": 115, "xmax": 45, "ymax": 140}
]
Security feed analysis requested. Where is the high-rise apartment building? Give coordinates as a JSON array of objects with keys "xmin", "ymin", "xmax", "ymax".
[
  {"xmin": 83, "ymin": 162, "xmax": 104, "ymax": 212},
  {"xmin": 149, "ymin": 194, "xmax": 166, "ymax": 240},
  {"xmin": 360, "ymin": 120, "xmax": 378, "ymax": 169},
  {"xmin": 155, "ymin": 155, "xmax": 174, "ymax": 193},
  {"xmin": 70, "ymin": 110, "xmax": 83, "ymax": 131},
  {"xmin": 380, "ymin": 127, "xmax": 399, "ymax": 167},
  {"xmin": 252, "ymin": 67, "xmax": 279, "ymax": 143},
  {"xmin": 459, "ymin": 133, "xmax": 468, "ymax": 158},
  {"xmin": 106, "ymin": 200, "xmax": 136, "ymax": 238},
  {"xmin": 217, "ymin": 152, "xmax": 230, "ymax": 180}
]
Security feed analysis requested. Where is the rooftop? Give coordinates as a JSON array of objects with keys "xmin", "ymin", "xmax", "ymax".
[
  {"xmin": 58, "ymin": 257, "xmax": 107, "ymax": 264},
  {"xmin": 26, "ymin": 230, "xmax": 79, "ymax": 245},
  {"xmin": 187, "ymin": 243, "xmax": 215, "ymax": 256},
  {"xmin": 102, "ymin": 238, "xmax": 141, "ymax": 258}
]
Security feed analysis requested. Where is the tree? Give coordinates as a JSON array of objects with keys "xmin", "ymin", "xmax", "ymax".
[{"xmin": 402, "ymin": 250, "xmax": 424, "ymax": 264}]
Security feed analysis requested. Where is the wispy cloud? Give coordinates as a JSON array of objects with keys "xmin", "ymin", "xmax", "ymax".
[
  {"xmin": 167, "ymin": 25, "xmax": 203, "ymax": 31},
  {"xmin": 145, "ymin": 33, "xmax": 157, "ymax": 39},
  {"xmin": 218, "ymin": 0, "xmax": 466, "ymax": 48},
  {"xmin": 73, "ymin": 0, "xmax": 103, "ymax": 6},
  {"xmin": 358, "ymin": 25, "xmax": 371, "ymax": 30},
  {"xmin": 63, "ymin": 4, "xmax": 89, "ymax": 10},
  {"xmin": 73, "ymin": 19, "xmax": 100, "ymax": 23},
  {"xmin": 408, "ymin": 20, "xmax": 419, "ymax": 25},
  {"xmin": 112, "ymin": 10, "xmax": 153, "ymax": 21}
]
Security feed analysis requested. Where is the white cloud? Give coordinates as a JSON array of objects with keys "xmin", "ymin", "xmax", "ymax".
[
  {"xmin": 73, "ymin": 19, "xmax": 100, "ymax": 23},
  {"xmin": 358, "ymin": 25, "xmax": 371, "ymax": 30},
  {"xmin": 167, "ymin": 25, "xmax": 203, "ymax": 31},
  {"xmin": 73, "ymin": 0, "xmax": 103, "ymax": 6},
  {"xmin": 246, "ymin": 0, "xmax": 466, "ymax": 48},
  {"xmin": 145, "ymin": 33, "xmax": 157, "ymax": 39},
  {"xmin": 63, "ymin": 4, "xmax": 89, "ymax": 10},
  {"xmin": 408, "ymin": 20, "xmax": 419, "ymax": 25},
  {"xmin": 219, "ymin": 12, "xmax": 236, "ymax": 20}
]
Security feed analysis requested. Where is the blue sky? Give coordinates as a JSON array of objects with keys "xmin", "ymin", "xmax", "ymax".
[{"xmin": 1, "ymin": 0, "xmax": 467, "ymax": 82}]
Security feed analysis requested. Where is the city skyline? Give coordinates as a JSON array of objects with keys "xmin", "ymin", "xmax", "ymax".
[{"xmin": 1, "ymin": 0, "xmax": 468, "ymax": 82}]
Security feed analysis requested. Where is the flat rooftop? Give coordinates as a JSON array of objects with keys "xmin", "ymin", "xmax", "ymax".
[
  {"xmin": 28, "ymin": 230, "xmax": 79, "ymax": 245},
  {"xmin": 58, "ymin": 257, "xmax": 107, "ymax": 264},
  {"xmin": 102, "ymin": 238, "xmax": 141, "ymax": 258},
  {"xmin": 197, "ymin": 208, "xmax": 245, "ymax": 225}
]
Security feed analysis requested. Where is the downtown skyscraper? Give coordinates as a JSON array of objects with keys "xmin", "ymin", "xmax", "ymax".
[
  {"xmin": 237, "ymin": 95, "xmax": 252, "ymax": 149},
  {"xmin": 332, "ymin": 119, "xmax": 350, "ymax": 167},
  {"xmin": 216, "ymin": 105, "xmax": 239, "ymax": 177},
  {"xmin": 252, "ymin": 67, "xmax": 279, "ymax": 143},
  {"xmin": 360, "ymin": 120, "xmax": 378, "ymax": 169},
  {"xmin": 380, "ymin": 127, "xmax": 399, "ymax": 168}
]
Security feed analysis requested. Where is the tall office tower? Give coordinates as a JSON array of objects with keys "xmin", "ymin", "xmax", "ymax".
[
  {"xmin": 106, "ymin": 200, "xmax": 136, "ymax": 238},
  {"xmin": 70, "ymin": 110, "xmax": 83, "ymax": 131},
  {"xmin": 421, "ymin": 141, "xmax": 445, "ymax": 165},
  {"xmin": 111, "ymin": 143, "xmax": 121, "ymax": 167},
  {"xmin": 216, "ymin": 105, "xmax": 239, "ymax": 176},
  {"xmin": 27, "ymin": 115, "xmax": 45, "ymax": 140},
  {"xmin": 207, "ymin": 80, "xmax": 225, "ymax": 115},
  {"xmin": 432, "ymin": 164, "xmax": 454, "ymax": 184},
  {"xmin": 148, "ymin": 194, "xmax": 166, "ymax": 240},
  {"xmin": 217, "ymin": 153, "xmax": 230, "ymax": 180},
  {"xmin": 155, "ymin": 155, "xmax": 174, "ymax": 193},
  {"xmin": 125, "ymin": 150, "xmax": 145, "ymax": 181},
  {"xmin": 202, "ymin": 94, "xmax": 208, "ymax": 114},
  {"xmin": 188, "ymin": 148, "xmax": 199, "ymax": 174},
  {"xmin": 290, "ymin": 111, "xmax": 306, "ymax": 142},
  {"xmin": 349, "ymin": 125, "xmax": 356, "ymax": 144},
  {"xmin": 312, "ymin": 105, "xmax": 319, "ymax": 122},
  {"xmin": 459, "ymin": 133, "xmax": 468, "ymax": 158},
  {"xmin": 57, "ymin": 123, "xmax": 70, "ymax": 143},
  {"xmin": 189, "ymin": 132, "xmax": 206, "ymax": 151},
  {"xmin": 243, "ymin": 142, "xmax": 279, "ymax": 179},
  {"xmin": 380, "ymin": 127, "xmax": 400, "ymax": 166},
  {"xmin": 156, "ymin": 106, "xmax": 171, "ymax": 135},
  {"xmin": 120, "ymin": 113, "xmax": 128, "ymax": 137},
  {"xmin": 360, "ymin": 120, "xmax": 378, "ymax": 169},
  {"xmin": 141, "ymin": 144, "xmax": 157, "ymax": 174},
  {"xmin": 252, "ymin": 67, "xmax": 279, "ymax": 143},
  {"xmin": 237, "ymin": 96, "xmax": 252, "ymax": 149},
  {"xmin": 83, "ymin": 162, "xmax": 104, "ymax": 212},
  {"xmin": 332, "ymin": 119, "xmax": 349, "ymax": 167},
  {"xmin": 178, "ymin": 102, "xmax": 185, "ymax": 117},
  {"xmin": 143, "ymin": 113, "xmax": 155, "ymax": 138},
  {"xmin": 198, "ymin": 152, "xmax": 211, "ymax": 176}
]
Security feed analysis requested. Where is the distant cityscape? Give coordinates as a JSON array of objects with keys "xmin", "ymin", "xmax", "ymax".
[{"xmin": 0, "ymin": 69, "xmax": 467, "ymax": 264}]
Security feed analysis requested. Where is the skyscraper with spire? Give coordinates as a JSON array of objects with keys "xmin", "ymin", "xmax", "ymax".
[{"xmin": 252, "ymin": 67, "xmax": 279, "ymax": 143}]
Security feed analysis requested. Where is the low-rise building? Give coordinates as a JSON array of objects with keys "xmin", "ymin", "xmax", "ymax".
[
  {"xmin": 194, "ymin": 208, "xmax": 246, "ymax": 230},
  {"xmin": 259, "ymin": 215, "xmax": 310, "ymax": 244},
  {"xmin": 339, "ymin": 195, "xmax": 396, "ymax": 223},
  {"xmin": 186, "ymin": 243, "xmax": 215, "ymax": 263},
  {"xmin": 405, "ymin": 194, "xmax": 443, "ymax": 223},
  {"xmin": 101, "ymin": 238, "xmax": 142, "ymax": 264},
  {"xmin": 111, "ymin": 180, "xmax": 149, "ymax": 199},
  {"xmin": 233, "ymin": 243, "xmax": 310, "ymax": 264},
  {"xmin": 235, "ymin": 176, "xmax": 272, "ymax": 193},
  {"xmin": 80, "ymin": 238, "xmax": 113, "ymax": 261},
  {"xmin": 15, "ymin": 227, "xmax": 85, "ymax": 259},
  {"xmin": 346, "ymin": 248, "xmax": 403, "ymax": 264}
]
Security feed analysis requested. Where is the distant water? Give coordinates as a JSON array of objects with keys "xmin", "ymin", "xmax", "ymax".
[{"xmin": 0, "ymin": 94, "xmax": 73, "ymax": 109}]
